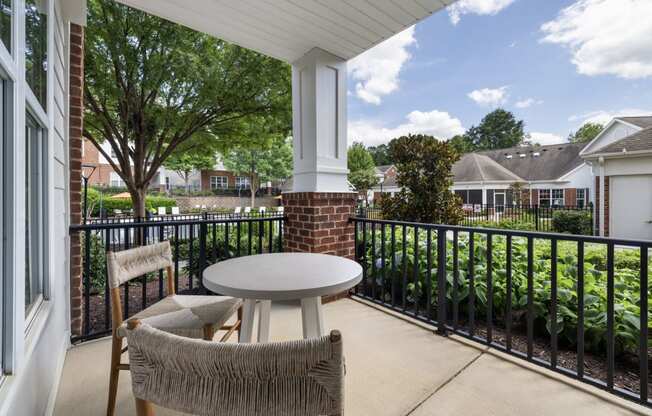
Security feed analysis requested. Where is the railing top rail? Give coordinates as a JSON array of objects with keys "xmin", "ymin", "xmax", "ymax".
[
  {"xmin": 70, "ymin": 215, "xmax": 287, "ymax": 232},
  {"xmin": 349, "ymin": 215, "xmax": 652, "ymax": 247}
]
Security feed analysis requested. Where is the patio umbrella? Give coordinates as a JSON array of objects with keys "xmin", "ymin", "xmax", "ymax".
[{"xmin": 110, "ymin": 192, "xmax": 132, "ymax": 199}]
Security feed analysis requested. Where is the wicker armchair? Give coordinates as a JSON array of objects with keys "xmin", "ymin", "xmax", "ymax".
[
  {"xmin": 105, "ymin": 241, "xmax": 243, "ymax": 416},
  {"xmin": 125, "ymin": 320, "xmax": 344, "ymax": 416}
]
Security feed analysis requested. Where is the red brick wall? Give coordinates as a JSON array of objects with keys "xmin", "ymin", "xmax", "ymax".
[
  {"xmin": 69, "ymin": 24, "xmax": 84, "ymax": 336},
  {"xmin": 282, "ymin": 192, "xmax": 356, "ymax": 258},
  {"xmin": 564, "ymin": 188, "xmax": 577, "ymax": 206}
]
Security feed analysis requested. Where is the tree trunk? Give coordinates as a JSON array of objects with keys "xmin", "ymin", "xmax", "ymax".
[
  {"xmin": 130, "ymin": 188, "xmax": 148, "ymax": 219},
  {"xmin": 250, "ymin": 175, "xmax": 257, "ymax": 209}
]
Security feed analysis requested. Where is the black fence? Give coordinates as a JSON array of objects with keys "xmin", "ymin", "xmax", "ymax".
[
  {"xmin": 357, "ymin": 204, "xmax": 594, "ymax": 234},
  {"xmin": 351, "ymin": 216, "xmax": 651, "ymax": 408},
  {"xmin": 86, "ymin": 210, "xmax": 284, "ymax": 225},
  {"xmin": 70, "ymin": 215, "xmax": 285, "ymax": 343}
]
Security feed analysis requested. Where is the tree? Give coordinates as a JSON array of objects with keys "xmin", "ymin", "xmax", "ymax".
[
  {"xmin": 83, "ymin": 0, "xmax": 291, "ymax": 217},
  {"xmin": 464, "ymin": 109, "xmax": 524, "ymax": 151},
  {"xmin": 163, "ymin": 151, "xmax": 216, "ymax": 193},
  {"xmin": 448, "ymin": 134, "xmax": 473, "ymax": 154},
  {"xmin": 367, "ymin": 143, "xmax": 393, "ymax": 166},
  {"xmin": 223, "ymin": 136, "xmax": 293, "ymax": 208},
  {"xmin": 380, "ymin": 134, "xmax": 464, "ymax": 224},
  {"xmin": 568, "ymin": 122, "xmax": 603, "ymax": 143},
  {"xmin": 347, "ymin": 142, "xmax": 378, "ymax": 196}
]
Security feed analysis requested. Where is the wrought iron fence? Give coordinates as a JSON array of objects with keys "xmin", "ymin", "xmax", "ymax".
[
  {"xmin": 69, "ymin": 215, "xmax": 285, "ymax": 343},
  {"xmin": 86, "ymin": 210, "xmax": 284, "ymax": 225},
  {"xmin": 357, "ymin": 204, "xmax": 594, "ymax": 234},
  {"xmin": 351, "ymin": 216, "xmax": 651, "ymax": 408}
]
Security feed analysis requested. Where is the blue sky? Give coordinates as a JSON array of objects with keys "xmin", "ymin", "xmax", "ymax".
[{"xmin": 347, "ymin": 0, "xmax": 652, "ymax": 147}]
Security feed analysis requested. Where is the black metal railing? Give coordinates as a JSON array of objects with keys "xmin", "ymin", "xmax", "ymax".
[
  {"xmin": 351, "ymin": 216, "xmax": 651, "ymax": 408},
  {"xmin": 70, "ymin": 215, "xmax": 285, "ymax": 343},
  {"xmin": 86, "ymin": 210, "xmax": 284, "ymax": 225},
  {"xmin": 357, "ymin": 204, "xmax": 594, "ymax": 234}
]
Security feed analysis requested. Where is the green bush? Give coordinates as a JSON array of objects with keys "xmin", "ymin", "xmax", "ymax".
[
  {"xmin": 552, "ymin": 210, "xmax": 592, "ymax": 235},
  {"xmin": 87, "ymin": 194, "xmax": 177, "ymax": 216},
  {"xmin": 81, "ymin": 232, "xmax": 107, "ymax": 293},
  {"xmin": 473, "ymin": 219, "xmax": 536, "ymax": 231}
]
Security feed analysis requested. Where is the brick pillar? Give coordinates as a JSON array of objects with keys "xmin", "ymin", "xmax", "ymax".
[
  {"xmin": 69, "ymin": 23, "xmax": 84, "ymax": 336},
  {"xmin": 282, "ymin": 192, "xmax": 357, "ymax": 258}
]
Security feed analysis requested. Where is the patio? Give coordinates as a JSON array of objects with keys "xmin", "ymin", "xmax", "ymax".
[{"xmin": 54, "ymin": 298, "xmax": 646, "ymax": 416}]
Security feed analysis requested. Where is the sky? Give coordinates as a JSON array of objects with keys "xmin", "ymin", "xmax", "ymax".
[{"xmin": 346, "ymin": 0, "xmax": 652, "ymax": 147}]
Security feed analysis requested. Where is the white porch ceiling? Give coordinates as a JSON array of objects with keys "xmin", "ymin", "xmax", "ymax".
[{"xmin": 115, "ymin": 0, "xmax": 456, "ymax": 63}]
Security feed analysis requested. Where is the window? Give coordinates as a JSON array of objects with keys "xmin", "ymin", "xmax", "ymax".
[
  {"xmin": 109, "ymin": 172, "xmax": 125, "ymax": 188},
  {"xmin": 577, "ymin": 188, "xmax": 586, "ymax": 208},
  {"xmin": 552, "ymin": 189, "xmax": 564, "ymax": 206},
  {"xmin": 24, "ymin": 113, "xmax": 46, "ymax": 316},
  {"xmin": 539, "ymin": 189, "xmax": 550, "ymax": 207},
  {"xmin": 210, "ymin": 176, "xmax": 228, "ymax": 189},
  {"xmin": 25, "ymin": 0, "xmax": 47, "ymax": 109},
  {"xmin": 235, "ymin": 176, "xmax": 249, "ymax": 189},
  {"xmin": 0, "ymin": 0, "xmax": 11, "ymax": 53}
]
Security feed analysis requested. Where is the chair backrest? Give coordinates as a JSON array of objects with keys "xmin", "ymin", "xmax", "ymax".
[
  {"xmin": 258, "ymin": 206, "xmax": 266, "ymax": 214},
  {"xmin": 244, "ymin": 206, "xmax": 251, "ymax": 213},
  {"xmin": 106, "ymin": 241, "xmax": 174, "ymax": 289},
  {"xmin": 277, "ymin": 206, "xmax": 284, "ymax": 214},
  {"xmin": 126, "ymin": 323, "xmax": 344, "ymax": 416},
  {"xmin": 157, "ymin": 206, "xmax": 167, "ymax": 215},
  {"xmin": 171, "ymin": 206, "xmax": 180, "ymax": 215},
  {"xmin": 234, "ymin": 206, "xmax": 241, "ymax": 214}
]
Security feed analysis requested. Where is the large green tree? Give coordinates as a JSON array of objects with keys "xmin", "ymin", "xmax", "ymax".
[
  {"xmin": 222, "ymin": 136, "xmax": 292, "ymax": 208},
  {"xmin": 367, "ymin": 143, "xmax": 393, "ymax": 166},
  {"xmin": 163, "ymin": 150, "xmax": 216, "ymax": 193},
  {"xmin": 568, "ymin": 122, "xmax": 603, "ymax": 143},
  {"xmin": 464, "ymin": 109, "xmax": 524, "ymax": 151},
  {"xmin": 83, "ymin": 0, "xmax": 290, "ymax": 216},
  {"xmin": 380, "ymin": 134, "xmax": 463, "ymax": 224},
  {"xmin": 347, "ymin": 142, "xmax": 378, "ymax": 196}
]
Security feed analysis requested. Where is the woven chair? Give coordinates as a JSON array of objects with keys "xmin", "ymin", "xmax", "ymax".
[
  {"xmin": 106, "ymin": 241, "xmax": 243, "ymax": 416},
  {"xmin": 125, "ymin": 320, "xmax": 344, "ymax": 416}
]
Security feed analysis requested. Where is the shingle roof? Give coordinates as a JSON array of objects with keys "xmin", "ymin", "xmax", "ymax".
[
  {"xmin": 452, "ymin": 153, "xmax": 523, "ymax": 182},
  {"xmin": 479, "ymin": 143, "xmax": 585, "ymax": 181},
  {"xmin": 584, "ymin": 127, "xmax": 652, "ymax": 156},
  {"xmin": 616, "ymin": 116, "xmax": 652, "ymax": 129}
]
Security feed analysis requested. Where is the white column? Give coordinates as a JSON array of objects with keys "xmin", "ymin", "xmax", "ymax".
[
  {"xmin": 291, "ymin": 48, "xmax": 349, "ymax": 192},
  {"xmin": 598, "ymin": 157, "xmax": 605, "ymax": 237}
]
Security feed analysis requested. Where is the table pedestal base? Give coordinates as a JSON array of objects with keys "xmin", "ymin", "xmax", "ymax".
[{"xmin": 237, "ymin": 297, "xmax": 324, "ymax": 343}]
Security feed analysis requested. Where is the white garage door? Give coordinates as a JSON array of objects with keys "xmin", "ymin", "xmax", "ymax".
[{"xmin": 610, "ymin": 175, "xmax": 652, "ymax": 240}]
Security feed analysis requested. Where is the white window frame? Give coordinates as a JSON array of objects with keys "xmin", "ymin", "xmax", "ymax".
[
  {"xmin": 576, "ymin": 188, "xmax": 586, "ymax": 208},
  {"xmin": 235, "ymin": 176, "xmax": 249, "ymax": 189},
  {"xmin": 109, "ymin": 171, "xmax": 125, "ymax": 188},
  {"xmin": 210, "ymin": 175, "xmax": 227, "ymax": 189},
  {"xmin": 538, "ymin": 189, "xmax": 551, "ymax": 207},
  {"xmin": 551, "ymin": 189, "xmax": 564, "ymax": 206}
]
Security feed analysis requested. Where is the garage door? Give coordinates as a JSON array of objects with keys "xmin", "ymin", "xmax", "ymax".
[{"xmin": 610, "ymin": 175, "xmax": 652, "ymax": 240}]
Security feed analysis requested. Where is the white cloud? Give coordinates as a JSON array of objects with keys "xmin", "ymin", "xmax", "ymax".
[
  {"xmin": 348, "ymin": 26, "xmax": 416, "ymax": 105},
  {"xmin": 528, "ymin": 132, "xmax": 565, "ymax": 146},
  {"xmin": 541, "ymin": 0, "xmax": 652, "ymax": 79},
  {"xmin": 448, "ymin": 0, "xmax": 516, "ymax": 25},
  {"xmin": 515, "ymin": 98, "xmax": 542, "ymax": 109},
  {"xmin": 569, "ymin": 108, "xmax": 652, "ymax": 125},
  {"xmin": 467, "ymin": 86, "xmax": 508, "ymax": 107},
  {"xmin": 349, "ymin": 110, "xmax": 465, "ymax": 146}
]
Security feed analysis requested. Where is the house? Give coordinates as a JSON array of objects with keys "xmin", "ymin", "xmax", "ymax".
[
  {"xmin": 580, "ymin": 116, "xmax": 652, "ymax": 240},
  {"xmin": 374, "ymin": 143, "xmax": 593, "ymax": 208}
]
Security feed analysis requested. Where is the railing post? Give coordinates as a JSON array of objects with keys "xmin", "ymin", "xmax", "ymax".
[
  {"xmin": 198, "ymin": 221, "xmax": 207, "ymax": 293},
  {"xmin": 436, "ymin": 227, "xmax": 447, "ymax": 336},
  {"xmin": 535, "ymin": 205, "xmax": 539, "ymax": 231}
]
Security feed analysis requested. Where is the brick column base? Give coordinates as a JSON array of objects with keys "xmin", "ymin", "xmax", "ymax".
[{"xmin": 282, "ymin": 192, "xmax": 357, "ymax": 257}]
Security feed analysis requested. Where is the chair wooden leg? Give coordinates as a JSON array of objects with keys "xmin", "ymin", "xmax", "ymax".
[
  {"xmin": 135, "ymin": 398, "xmax": 155, "ymax": 416},
  {"xmin": 106, "ymin": 335, "xmax": 122, "ymax": 416},
  {"xmin": 237, "ymin": 305, "xmax": 243, "ymax": 338},
  {"xmin": 203, "ymin": 324, "xmax": 215, "ymax": 341}
]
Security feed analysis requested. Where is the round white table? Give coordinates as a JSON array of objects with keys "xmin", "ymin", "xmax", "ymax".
[{"xmin": 202, "ymin": 253, "xmax": 362, "ymax": 343}]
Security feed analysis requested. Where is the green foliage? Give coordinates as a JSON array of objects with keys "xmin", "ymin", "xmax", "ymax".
[
  {"xmin": 88, "ymin": 195, "xmax": 176, "ymax": 216},
  {"xmin": 367, "ymin": 143, "xmax": 392, "ymax": 166},
  {"xmin": 464, "ymin": 109, "xmax": 525, "ymax": 151},
  {"xmin": 448, "ymin": 134, "xmax": 474, "ymax": 154},
  {"xmin": 81, "ymin": 232, "xmax": 107, "ymax": 293},
  {"xmin": 380, "ymin": 134, "xmax": 464, "ymax": 224},
  {"xmin": 347, "ymin": 142, "xmax": 378, "ymax": 192},
  {"xmin": 552, "ymin": 210, "xmax": 593, "ymax": 235},
  {"xmin": 569, "ymin": 122, "xmax": 603, "ymax": 144},
  {"xmin": 84, "ymin": 0, "xmax": 291, "ymax": 215},
  {"xmin": 473, "ymin": 219, "xmax": 537, "ymax": 231},
  {"xmin": 164, "ymin": 151, "xmax": 216, "ymax": 191},
  {"xmin": 359, "ymin": 228, "xmax": 652, "ymax": 355}
]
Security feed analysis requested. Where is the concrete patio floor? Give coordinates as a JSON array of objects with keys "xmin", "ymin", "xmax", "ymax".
[{"xmin": 54, "ymin": 298, "xmax": 650, "ymax": 416}]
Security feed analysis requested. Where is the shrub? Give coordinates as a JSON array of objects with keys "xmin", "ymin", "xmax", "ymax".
[
  {"xmin": 88, "ymin": 194, "xmax": 177, "ymax": 216},
  {"xmin": 80, "ymin": 232, "xmax": 107, "ymax": 293},
  {"xmin": 552, "ymin": 210, "xmax": 592, "ymax": 235}
]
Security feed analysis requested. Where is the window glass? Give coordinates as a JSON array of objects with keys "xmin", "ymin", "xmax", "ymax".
[
  {"xmin": 25, "ymin": 113, "xmax": 45, "ymax": 314},
  {"xmin": 0, "ymin": 0, "xmax": 11, "ymax": 53},
  {"xmin": 235, "ymin": 176, "xmax": 249, "ymax": 189},
  {"xmin": 25, "ymin": 0, "xmax": 47, "ymax": 109},
  {"xmin": 210, "ymin": 176, "xmax": 228, "ymax": 189},
  {"xmin": 576, "ymin": 188, "xmax": 585, "ymax": 208},
  {"xmin": 552, "ymin": 189, "xmax": 564, "ymax": 206},
  {"xmin": 539, "ymin": 189, "xmax": 550, "ymax": 207}
]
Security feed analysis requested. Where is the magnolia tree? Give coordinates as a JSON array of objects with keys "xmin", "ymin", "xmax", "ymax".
[
  {"xmin": 83, "ymin": 0, "xmax": 291, "ymax": 217},
  {"xmin": 380, "ymin": 134, "xmax": 463, "ymax": 224}
]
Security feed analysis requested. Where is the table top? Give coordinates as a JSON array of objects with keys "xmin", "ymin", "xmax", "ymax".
[{"xmin": 202, "ymin": 253, "xmax": 363, "ymax": 300}]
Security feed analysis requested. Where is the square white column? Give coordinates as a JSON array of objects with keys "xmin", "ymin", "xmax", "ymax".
[{"xmin": 291, "ymin": 48, "xmax": 349, "ymax": 192}]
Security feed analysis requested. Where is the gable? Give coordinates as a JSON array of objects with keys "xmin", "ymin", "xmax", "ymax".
[{"xmin": 580, "ymin": 119, "xmax": 643, "ymax": 156}]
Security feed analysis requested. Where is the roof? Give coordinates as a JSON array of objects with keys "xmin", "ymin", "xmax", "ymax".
[
  {"xmin": 479, "ymin": 143, "xmax": 586, "ymax": 181},
  {"xmin": 616, "ymin": 116, "xmax": 652, "ymax": 129},
  {"xmin": 452, "ymin": 153, "xmax": 523, "ymax": 182},
  {"xmin": 115, "ymin": 0, "xmax": 452, "ymax": 63},
  {"xmin": 583, "ymin": 127, "xmax": 652, "ymax": 156},
  {"xmin": 376, "ymin": 165, "xmax": 394, "ymax": 174}
]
